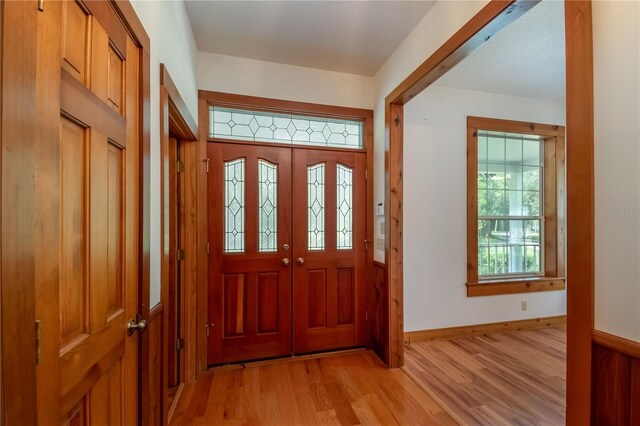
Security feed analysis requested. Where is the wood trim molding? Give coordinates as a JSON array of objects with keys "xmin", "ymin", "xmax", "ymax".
[
  {"xmin": 160, "ymin": 64, "xmax": 198, "ymax": 140},
  {"xmin": 466, "ymin": 278, "xmax": 566, "ymax": 297},
  {"xmin": 383, "ymin": 5, "xmax": 595, "ymax": 424},
  {"xmin": 384, "ymin": 0, "xmax": 542, "ymax": 370},
  {"xmin": 199, "ymin": 90, "xmax": 373, "ymax": 121},
  {"xmin": 385, "ymin": 1, "xmax": 538, "ymax": 105},
  {"xmin": 467, "ymin": 116, "xmax": 565, "ymax": 137},
  {"xmin": 111, "ymin": 0, "xmax": 150, "ymax": 52},
  {"xmin": 593, "ymin": 330, "xmax": 640, "ymax": 359},
  {"xmin": 405, "ymin": 315, "xmax": 566, "ymax": 345},
  {"xmin": 565, "ymin": 2, "xmax": 594, "ymax": 424},
  {"xmin": 466, "ymin": 116, "xmax": 566, "ymax": 291}
]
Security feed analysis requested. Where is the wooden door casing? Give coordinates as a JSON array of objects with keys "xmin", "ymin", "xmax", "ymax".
[
  {"xmin": 56, "ymin": 2, "xmax": 140, "ymax": 423},
  {"xmin": 292, "ymin": 149, "xmax": 367, "ymax": 353},
  {"xmin": 208, "ymin": 143, "xmax": 293, "ymax": 364}
]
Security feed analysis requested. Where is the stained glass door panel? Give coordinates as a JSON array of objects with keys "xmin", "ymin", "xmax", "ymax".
[
  {"xmin": 208, "ymin": 143, "xmax": 293, "ymax": 364},
  {"xmin": 292, "ymin": 149, "xmax": 367, "ymax": 353}
]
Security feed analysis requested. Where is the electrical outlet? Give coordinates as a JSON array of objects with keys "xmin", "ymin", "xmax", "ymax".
[
  {"xmin": 379, "ymin": 221, "xmax": 385, "ymax": 235},
  {"xmin": 521, "ymin": 301, "xmax": 527, "ymax": 311}
]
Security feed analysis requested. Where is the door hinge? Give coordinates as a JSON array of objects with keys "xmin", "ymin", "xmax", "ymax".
[
  {"xmin": 176, "ymin": 338, "xmax": 185, "ymax": 351},
  {"xmin": 203, "ymin": 158, "xmax": 210, "ymax": 173},
  {"xmin": 177, "ymin": 248, "xmax": 185, "ymax": 261},
  {"xmin": 176, "ymin": 160, "xmax": 185, "ymax": 173},
  {"xmin": 38, "ymin": 0, "xmax": 44, "ymax": 12},
  {"xmin": 365, "ymin": 169, "xmax": 368, "ymax": 180},
  {"xmin": 366, "ymin": 310, "xmax": 368, "ymax": 322},
  {"xmin": 365, "ymin": 239, "xmax": 370, "ymax": 251},
  {"xmin": 35, "ymin": 320, "xmax": 42, "ymax": 365},
  {"xmin": 206, "ymin": 241, "xmax": 210, "ymax": 255}
]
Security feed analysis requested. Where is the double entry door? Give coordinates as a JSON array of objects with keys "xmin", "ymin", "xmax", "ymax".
[{"xmin": 208, "ymin": 143, "xmax": 366, "ymax": 364}]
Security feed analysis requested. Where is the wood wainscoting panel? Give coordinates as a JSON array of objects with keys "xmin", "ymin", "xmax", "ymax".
[
  {"xmin": 405, "ymin": 316, "xmax": 567, "ymax": 344},
  {"xmin": 368, "ymin": 261, "xmax": 389, "ymax": 364},
  {"xmin": 147, "ymin": 304, "xmax": 165, "ymax": 426},
  {"xmin": 591, "ymin": 330, "xmax": 640, "ymax": 425}
]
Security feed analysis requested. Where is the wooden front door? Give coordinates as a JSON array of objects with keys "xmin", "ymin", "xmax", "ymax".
[
  {"xmin": 54, "ymin": 2, "xmax": 140, "ymax": 423},
  {"xmin": 208, "ymin": 143, "xmax": 293, "ymax": 364},
  {"xmin": 208, "ymin": 143, "xmax": 366, "ymax": 365},
  {"xmin": 292, "ymin": 149, "xmax": 367, "ymax": 353}
]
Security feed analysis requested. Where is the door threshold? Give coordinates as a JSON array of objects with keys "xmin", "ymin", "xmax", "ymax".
[{"xmin": 208, "ymin": 347, "xmax": 368, "ymax": 370}]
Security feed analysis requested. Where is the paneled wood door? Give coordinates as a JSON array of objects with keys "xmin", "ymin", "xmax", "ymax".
[
  {"xmin": 55, "ymin": 2, "xmax": 140, "ymax": 423},
  {"xmin": 208, "ymin": 143, "xmax": 293, "ymax": 364},
  {"xmin": 292, "ymin": 149, "xmax": 366, "ymax": 353}
]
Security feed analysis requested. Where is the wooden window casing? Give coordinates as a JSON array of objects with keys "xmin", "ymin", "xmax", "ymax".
[{"xmin": 466, "ymin": 116, "xmax": 566, "ymax": 297}]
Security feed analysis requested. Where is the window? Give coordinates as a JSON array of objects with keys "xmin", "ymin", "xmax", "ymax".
[
  {"xmin": 467, "ymin": 117, "xmax": 566, "ymax": 296},
  {"xmin": 210, "ymin": 106, "xmax": 363, "ymax": 149},
  {"xmin": 308, "ymin": 163, "xmax": 325, "ymax": 250},
  {"xmin": 224, "ymin": 158, "xmax": 245, "ymax": 253}
]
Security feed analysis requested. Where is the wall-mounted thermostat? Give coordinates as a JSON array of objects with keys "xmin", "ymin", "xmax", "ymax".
[{"xmin": 376, "ymin": 202, "xmax": 384, "ymax": 216}]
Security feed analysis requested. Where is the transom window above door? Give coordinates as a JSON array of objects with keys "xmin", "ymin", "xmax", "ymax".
[{"xmin": 209, "ymin": 106, "xmax": 364, "ymax": 149}]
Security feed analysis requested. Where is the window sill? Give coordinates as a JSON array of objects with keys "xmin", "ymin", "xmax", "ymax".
[{"xmin": 466, "ymin": 277, "xmax": 566, "ymax": 297}]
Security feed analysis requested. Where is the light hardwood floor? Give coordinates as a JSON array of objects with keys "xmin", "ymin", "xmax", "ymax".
[
  {"xmin": 404, "ymin": 326, "xmax": 567, "ymax": 425},
  {"xmin": 170, "ymin": 350, "xmax": 455, "ymax": 425}
]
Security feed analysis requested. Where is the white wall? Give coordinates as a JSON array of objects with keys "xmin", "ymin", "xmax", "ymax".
[
  {"xmin": 131, "ymin": 0, "xmax": 199, "ymax": 307},
  {"xmin": 197, "ymin": 51, "xmax": 374, "ymax": 110},
  {"xmin": 403, "ymin": 85, "xmax": 566, "ymax": 331},
  {"xmin": 372, "ymin": 1, "xmax": 489, "ymax": 262},
  {"xmin": 593, "ymin": 0, "xmax": 640, "ymax": 342}
]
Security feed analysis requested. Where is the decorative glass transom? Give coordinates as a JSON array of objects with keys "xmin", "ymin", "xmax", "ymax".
[
  {"xmin": 209, "ymin": 106, "xmax": 363, "ymax": 149},
  {"xmin": 477, "ymin": 130, "xmax": 543, "ymax": 277},
  {"xmin": 224, "ymin": 158, "xmax": 245, "ymax": 253},
  {"xmin": 307, "ymin": 163, "xmax": 325, "ymax": 251},
  {"xmin": 336, "ymin": 164, "xmax": 353, "ymax": 250},
  {"xmin": 258, "ymin": 160, "xmax": 278, "ymax": 252}
]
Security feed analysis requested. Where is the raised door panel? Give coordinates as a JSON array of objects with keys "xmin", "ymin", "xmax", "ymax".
[
  {"xmin": 88, "ymin": 360, "xmax": 123, "ymax": 426},
  {"xmin": 223, "ymin": 274, "xmax": 246, "ymax": 337},
  {"xmin": 61, "ymin": 0, "xmax": 89, "ymax": 84},
  {"xmin": 336, "ymin": 268, "xmax": 354, "ymax": 325},
  {"xmin": 60, "ymin": 117, "xmax": 89, "ymax": 350},
  {"xmin": 257, "ymin": 272, "xmax": 279, "ymax": 334},
  {"xmin": 307, "ymin": 270, "xmax": 327, "ymax": 328},
  {"xmin": 107, "ymin": 46, "xmax": 124, "ymax": 114}
]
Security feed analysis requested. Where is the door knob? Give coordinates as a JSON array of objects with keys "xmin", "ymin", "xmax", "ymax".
[
  {"xmin": 282, "ymin": 258, "xmax": 290, "ymax": 266},
  {"xmin": 127, "ymin": 317, "xmax": 147, "ymax": 335},
  {"xmin": 297, "ymin": 258, "xmax": 305, "ymax": 265}
]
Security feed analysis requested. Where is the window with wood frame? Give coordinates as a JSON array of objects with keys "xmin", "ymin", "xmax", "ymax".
[{"xmin": 466, "ymin": 117, "xmax": 566, "ymax": 297}]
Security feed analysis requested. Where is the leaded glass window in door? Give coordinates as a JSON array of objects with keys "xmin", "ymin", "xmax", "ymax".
[
  {"xmin": 224, "ymin": 158, "xmax": 245, "ymax": 253},
  {"xmin": 337, "ymin": 164, "xmax": 353, "ymax": 250},
  {"xmin": 258, "ymin": 160, "xmax": 278, "ymax": 252},
  {"xmin": 307, "ymin": 163, "xmax": 325, "ymax": 250}
]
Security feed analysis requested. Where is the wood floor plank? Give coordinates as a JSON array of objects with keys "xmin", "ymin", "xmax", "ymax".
[
  {"xmin": 170, "ymin": 351, "xmax": 455, "ymax": 425},
  {"xmin": 404, "ymin": 326, "xmax": 566, "ymax": 426}
]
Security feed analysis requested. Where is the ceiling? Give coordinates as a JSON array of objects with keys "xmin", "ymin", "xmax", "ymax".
[
  {"xmin": 185, "ymin": 1, "xmax": 437, "ymax": 76},
  {"xmin": 435, "ymin": 0, "xmax": 566, "ymax": 103}
]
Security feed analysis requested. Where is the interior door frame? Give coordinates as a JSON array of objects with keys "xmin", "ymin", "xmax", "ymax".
[
  {"xmin": 383, "ymin": 0, "xmax": 594, "ymax": 424},
  {"xmin": 159, "ymin": 63, "xmax": 198, "ymax": 423},
  {"xmin": 0, "ymin": 1, "xmax": 151, "ymax": 423},
  {"xmin": 198, "ymin": 90, "xmax": 374, "ymax": 366}
]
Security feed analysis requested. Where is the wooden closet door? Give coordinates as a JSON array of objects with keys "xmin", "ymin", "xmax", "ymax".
[
  {"xmin": 208, "ymin": 143, "xmax": 293, "ymax": 364},
  {"xmin": 292, "ymin": 149, "xmax": 366, "ymax": 353},
  {"xmin": 56, "ymin": 2, "xmax": 140, "ymax": 424}
]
